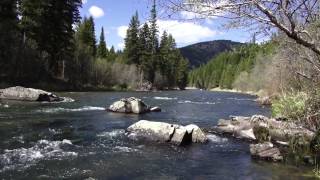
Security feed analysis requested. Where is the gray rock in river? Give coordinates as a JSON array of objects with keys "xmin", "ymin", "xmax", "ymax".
[
  {"xmin": 0, "ymin": 86, "xmax": 64, "ymax": 102},
  {"xmin": 213, "ymin": 116, "xmax": 256, "ymax": 140},
  {"xmin": 250, "ymin": 142, "xmax": 283, "ymax": 161},
  {"xmin": 212, "ymin": 115, "xmax": 315, "ymax": 143},
  {"xmin": 108, "ymin": 97, "xmax": 161, "ymax": 114},
  {"xmin": 127, "ymin": 120, "xmax": 207, "ymax": 145}
]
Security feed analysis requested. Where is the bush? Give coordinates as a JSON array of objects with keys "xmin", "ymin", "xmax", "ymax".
[
  {"xmin": 304, "ymin": 89, "xmax": 320, "ymax": 131},
  {"xmin": 272, "ymin": 92, "xmax": 308, "ymax": 121}
]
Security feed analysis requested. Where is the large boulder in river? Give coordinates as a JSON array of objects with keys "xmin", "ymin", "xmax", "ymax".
[
  {"xmin": 0, "ymin": 86, "xmax": 64, "ymax": 102},
  {"xmin": 127, "ymin": 120, "xmax": 207, "ymax": 145},
  {"xmin": 108, "ymin": 97, "xmax": 161, "ymax": 114}
]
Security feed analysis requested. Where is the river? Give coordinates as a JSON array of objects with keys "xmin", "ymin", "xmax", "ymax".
[{"xmin": 0, "ymin": 90, "xmax": 315, "ymax": 179}]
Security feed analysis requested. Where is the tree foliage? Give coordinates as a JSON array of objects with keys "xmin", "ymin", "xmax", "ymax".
[
  {"xmin": 123, "ymin": 2, "xmax": 189, "ymax": 89},
  {"xmin": 97, "ymin": 27, "xmax": 108, "ymax": 58}
]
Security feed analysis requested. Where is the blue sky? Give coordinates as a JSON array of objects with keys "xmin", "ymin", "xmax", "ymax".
[{"xmin": 80, "ymin": 0, "xmax": 257, "ymax": 50}]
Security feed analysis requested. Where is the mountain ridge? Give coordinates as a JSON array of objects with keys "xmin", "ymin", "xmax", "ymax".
[{"xmin": 179, "ymin": 40, "xmax": 243, "ymax": 68}]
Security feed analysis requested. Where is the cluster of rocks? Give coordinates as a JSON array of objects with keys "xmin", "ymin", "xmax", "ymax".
[
  {"xmin": 212, "ymin": 115, "xmax": 315, "ymax": 161},
  {"xmin": 108, "ymin": 97, "xmax": 161, "ymax": 114},
  {"xmin": 127, "ymin": 120, "xmax": 207, "ymax": 145},
  {"xmin": 108, "ymin": 98, "xmax": 207, "ymax": 146},
  {"xmin": 0, "ymin": 86, "xmax": 65, "ymax": 102}
]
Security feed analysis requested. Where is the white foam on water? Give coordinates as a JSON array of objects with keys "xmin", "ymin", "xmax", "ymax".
[
  {"xmin": 41, "ymin": 97, "xmax": 75, "ymax": 104},
  {"xmin": 207, "ymin": 134, "xmax": 228, "ymax": 143},
  {"xmin": 49, "ymin": 128, "xmax": 62, "ymax": 135},
  {"xmin": 113, "ymin": 146, "xmax": 138, "ymax": 153},
  {"xmin": 178, "ymin": 100, "xmax": 216, "ymax": 105},
  {"xmin": 0, "ymin": 104, "xmax": 10, "ymax": 108},
  {"xmin": 36, "ymin": 106, "xmax": 105, "ymax": 113},
  {"xmin": 12, "ymin": 135, "xmax": 24, "ymax": 144},
  {"xmin": 0, "ymin": 139, "xmax": 77, "ymax": 172},
  {"xmin": 60, "ymin": 97, "xmax": 75, "ymax": 103},
  {"xmin": 226, "ymin": 97, "xmax": 253, "ymax": 101},
  {"xmin": 97, "ymin": 129, "xmax": 125, "ymax": 138},
  {"xmin": 153, "ymin": 97, "xmax": 178, "ymax": 100}
]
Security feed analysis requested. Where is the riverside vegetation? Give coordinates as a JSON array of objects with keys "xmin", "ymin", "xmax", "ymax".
[{"xmin": 188, "ymin": 26, "xmax": 320, "ymax": 172}]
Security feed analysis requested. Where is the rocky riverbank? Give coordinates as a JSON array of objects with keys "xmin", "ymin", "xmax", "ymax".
[{"xmin": 209, "ymin": 115, "xmax": 316, "ymax": 162}]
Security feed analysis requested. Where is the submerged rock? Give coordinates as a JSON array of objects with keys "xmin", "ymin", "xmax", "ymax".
[
  {"xmin": 0, "ymin": 86, "xmax": 65, "ymax": 102},
  {"xmin": 127, "ymin": 120, "xmax": 207, "ymax": 145},
  {"xmin": 108, "ymin": 97, "xmax": 160, "ymax": 114},
  {"xmin": 250, "ymin": 142, "xmax": 283, "ymax": 161}
]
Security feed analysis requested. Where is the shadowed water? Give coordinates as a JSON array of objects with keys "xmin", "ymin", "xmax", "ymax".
[{"xmin": 0, "ymin": 90, "xmax": 315, "ymax": 179}]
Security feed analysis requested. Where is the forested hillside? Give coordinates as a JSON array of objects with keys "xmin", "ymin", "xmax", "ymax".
[
  {"xmin": 179, "ymin": 40, "xmax": 242, "ymax": 68},
  {"xmin": 188, "ymin": 43, "xmax": 275, "ymax": 89}
]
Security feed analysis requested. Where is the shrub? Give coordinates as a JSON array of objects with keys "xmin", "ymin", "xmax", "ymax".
[
  {"xmin": 271, "ymin": 92, "xmax": 308, "ymax": 121},
  {"xmin": 304, "ymin": 90, "xmax": 320, "ymax": 131}
]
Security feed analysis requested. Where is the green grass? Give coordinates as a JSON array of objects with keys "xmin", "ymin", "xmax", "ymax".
[{"xmin": 272, "ymin": 92, "xmax": 308, "ymax": 121}]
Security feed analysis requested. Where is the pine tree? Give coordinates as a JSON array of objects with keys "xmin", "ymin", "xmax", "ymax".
[
  {"xmin": 159, "ymin": 31, "xmax": 169, "ymax": 75},
  {"xmin": 97, "ymin": 27, "xmax": 108, "ymax": 58},
  {"xmin": 20, "ymin": 0, "xmax": 82, "ymax": 79},
  {"xmin": 147, "ymin": 0, "xmax": 158, "ymax": 83},
  {"xmin": 75, "ymin": 17, "xmax": 96, "ymax": 57},
  {"xmin": 0, "ymin": 0, "xmax": 19, "ymax": 74},
  {"xmin": 138, "ymin": 23, "xmax": 152, "ymax": 80},
  {"xmin": 88, "ymin": 16, "xmax": 96, "ymax": 56},
  {"xmin": 176, "ymin": 57, "xmax": 189, "ymax": 90},
  {"xmin": 108, "ymin": 46, "xmax": 117, "ymax": 61},
  {"xmin": 124, "ymin": 11, "xmax": 140, "ymax": 65}
]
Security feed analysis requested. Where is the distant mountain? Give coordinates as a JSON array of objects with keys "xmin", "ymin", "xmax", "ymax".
[{"xmin": 179, "ymin": 40, "xmax": 243, "ymax": 68}]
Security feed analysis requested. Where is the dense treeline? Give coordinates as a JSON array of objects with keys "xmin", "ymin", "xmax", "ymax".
[
  {"xmin": 123, "ymin": 5, "xmax": 188, "ymax": 90},
  {"xmin": 188, "ymin": 43, "xmax": 274, "ymax": 89},
  {"xmin": 0, "ymin": 0, "xmax": 188, "ymax": 90},
  {"xmin": 1, "ymin": 0, "xmax": 82, "ymax": 86}
]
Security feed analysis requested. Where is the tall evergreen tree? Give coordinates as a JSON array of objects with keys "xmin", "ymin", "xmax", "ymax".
[
  {"xmin": 97, "ymin": 27, "xmax": 107, "ymax": 58},
  {"xmin": 75, "ymin": 16, "xmax": 96, "ymax": 57},
  {"xmin": 124, "ymin": 11, "xmax": 140, "ymax": 65},
  {"xmin": 88, "ymin": 16, "xmax": 96, "ymax": 56},
  {"xmin": 0, "ymin": 0, "xmax": 19, "ymax": 74},
  {"xmin": 139, "ymin": 23, "xmax": 153, "ymax": 81},
  {"xmin": 20, "ymin": 0, "xmax": 82, "ymax": 79},
  {"xmin": 159, "ymin": 31, "xmax": 170, "ymax": 77},
  {"xmin": 146, "ymin": 0, "xmax": 158, "ymax": 83}
]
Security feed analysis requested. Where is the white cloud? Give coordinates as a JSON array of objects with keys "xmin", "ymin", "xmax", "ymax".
[
  {"xmin": 157, "ymin": 20, "xmax": 217, "ymax": 46},
  {"xmin": 117, "ymin": 26, "xmax": 128, "ymax": 39},
  {"xmin": 117, "ymin": 42, "xmax": 125, "ymax": 49},
  {"xmin": 89, "ymin": 6, "xmax": 104, "ymax": 18},
  {"xmin": 82, "ymin": 0, "xmax": 87, "ymax": 4}
]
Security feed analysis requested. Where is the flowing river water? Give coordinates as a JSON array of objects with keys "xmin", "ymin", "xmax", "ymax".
[{"xmin": 0, "ymin": 90, "xmax": 315, "ymax": 179}]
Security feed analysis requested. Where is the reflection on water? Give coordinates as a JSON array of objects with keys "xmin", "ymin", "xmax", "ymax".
[{"xmin": 0, "ymin": 90, "xmax": 315, "ymax": 179}]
